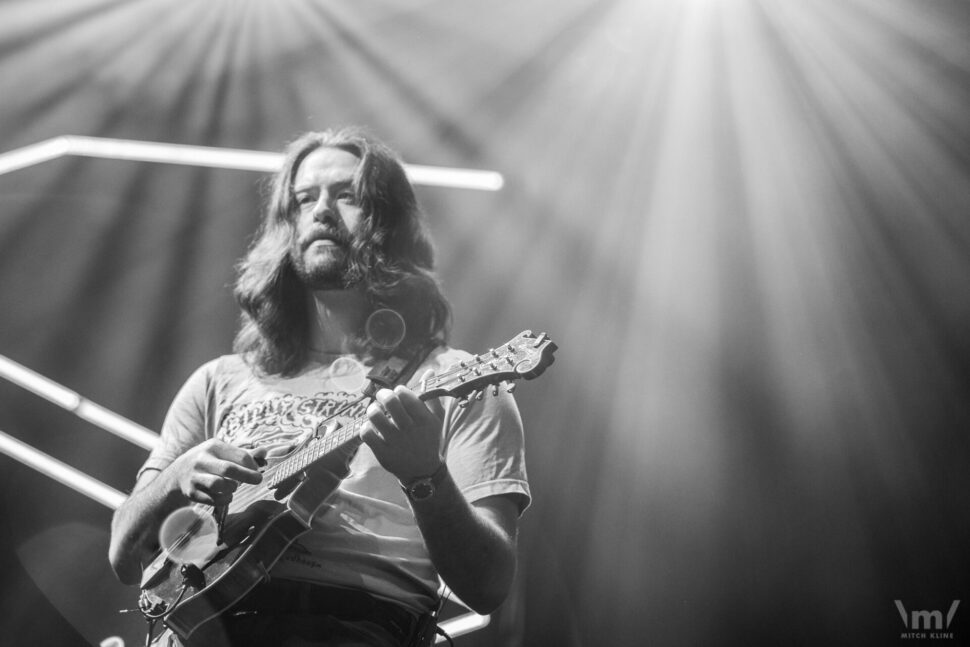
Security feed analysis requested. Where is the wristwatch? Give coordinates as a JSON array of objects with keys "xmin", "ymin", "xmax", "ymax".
[{"xmin": 401, "ymin": 463, "xmax": 448, "ymax": 502}]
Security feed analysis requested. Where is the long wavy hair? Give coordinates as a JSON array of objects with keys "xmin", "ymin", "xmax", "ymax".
[{"xmin": 233, "ymin": 127, "xmax": 452, "ymax": 376}]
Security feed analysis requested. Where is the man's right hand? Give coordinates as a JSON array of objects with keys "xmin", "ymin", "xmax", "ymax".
[{"xmin": 168, "ymin": 439, "xmax": 263, "ymax": 506}]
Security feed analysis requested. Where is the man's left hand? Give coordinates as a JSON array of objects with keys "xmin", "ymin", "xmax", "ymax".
[{"xmin": 360, "ymin": 385, "xmax": 444, "ymax": 482}]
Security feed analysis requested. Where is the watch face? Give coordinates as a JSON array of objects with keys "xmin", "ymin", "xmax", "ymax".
[{"xmin": 409, "ymin": 479, "xmax": 434, "ymax": 500}]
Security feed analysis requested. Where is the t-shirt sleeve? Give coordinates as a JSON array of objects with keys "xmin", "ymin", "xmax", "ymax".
[
  {"xmin": 440, "ymin": 387, "xmax": 531, "ymax": 515},
  {"xmin": 136, "ymin": 361, "xmax": 215, "ymax": 480}
]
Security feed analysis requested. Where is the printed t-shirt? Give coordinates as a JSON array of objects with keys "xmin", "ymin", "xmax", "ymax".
[{"xmin": 138, "ymin": 346, "xmax": 531, "ymax": 614}]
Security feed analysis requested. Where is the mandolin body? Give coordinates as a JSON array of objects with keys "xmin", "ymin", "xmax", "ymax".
[{"xmin": 140, "ymin": 460, "xmax": 351, "ymax": 642}]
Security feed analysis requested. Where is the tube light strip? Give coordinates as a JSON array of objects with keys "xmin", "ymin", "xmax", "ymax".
[
  {"xmin": 434, "ymin": 582, "xmax": 490, "ymax": 640},
  {"xmin": 67, "ymin": 136, "xmax": 282, "ymax": 172},
  {"xmin": 0, "ymin": 430, "xmax": 126, "ymax": 509},
  {"xmin": 0, "ymin": 137, "xmax": 72, "ymax": 175},
  {"xmin": 0, "ymin": 355, "xmax": 159, "ymax": 450},
  {"xmin": 437, "ymin": 612, "xmax": 491, "ymax": 642},
  {"xmin": 0, "ymin": 136, "xmax": 504, "ymax": 191},
  {"xmin": 405, "ymin": 163, "xmax": 503, "ymax": 191}
]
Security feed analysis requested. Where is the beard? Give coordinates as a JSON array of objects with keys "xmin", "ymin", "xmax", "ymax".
[{"xmin": 290, "ymin": 240, "xmax": 351, "ymax": 290}]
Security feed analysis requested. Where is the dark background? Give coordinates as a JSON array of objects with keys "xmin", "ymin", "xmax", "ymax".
[{"xmin": 1, "ymin": 1, "xmax": 968, "ymax": 645}]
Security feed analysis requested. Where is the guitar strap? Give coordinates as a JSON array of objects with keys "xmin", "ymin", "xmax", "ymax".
[
  {"xmin": 305, "ymin": 342, "xmax": 434, "ymax": 444},
  {"xmin": 362, "ymin": 340, "xmax": 437, "ymax": 398}
]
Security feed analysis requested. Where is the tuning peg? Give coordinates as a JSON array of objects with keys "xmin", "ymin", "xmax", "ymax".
[
  {"xmin": 505, "ymin": 382, "xmax": 516, "ymax": 393},
  {"xmin": 475, "ymin": 390, "xmax": 485, "ymax": 401},
  {"xmin": 492, "ymin": 384, "xmax": 500, "ymax": 396},
  {"xmin": 458, "ymin": 397, "xmax": 471, "ymax": 408}
]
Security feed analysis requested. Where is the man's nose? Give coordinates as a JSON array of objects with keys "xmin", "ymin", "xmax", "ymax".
[{"xmin": 312, "ymin": 197, "xmax": 337, "ymax": 223}]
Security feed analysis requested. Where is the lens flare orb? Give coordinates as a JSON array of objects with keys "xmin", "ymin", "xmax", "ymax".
[
  {"xmin": 365, "ymin": 308, "xmax": 406, "ymax": 350},
  {"xmin": 329, "ymin": 356, "xmax": 368, "ymax": 392},
  {"xmin": 158, "ymin": 506, "xmax": 219, "ymax": 567}
]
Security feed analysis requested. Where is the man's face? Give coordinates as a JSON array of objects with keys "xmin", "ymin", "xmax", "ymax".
[{"xmin": 289, "ymin": 146, "xmax": 364, "ymax": 289}]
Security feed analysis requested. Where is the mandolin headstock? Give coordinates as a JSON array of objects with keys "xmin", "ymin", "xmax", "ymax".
[{"xmin": 420, "ymin": 330, "xmax": 557, "ymax": 403}]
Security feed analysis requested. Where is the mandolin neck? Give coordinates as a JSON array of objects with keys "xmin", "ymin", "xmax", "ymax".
[{"xmin": 265, "ymin": 417, "xmax": 365, "ymax": 489}]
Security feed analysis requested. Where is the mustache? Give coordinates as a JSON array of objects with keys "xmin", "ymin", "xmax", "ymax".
[{"xmin": 298, "ymin": 228, "xmax": 352, "ymax": 250}]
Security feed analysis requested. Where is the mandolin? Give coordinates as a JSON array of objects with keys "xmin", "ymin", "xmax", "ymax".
[{"xmin": 137, "ymin": 330, "xmax": 557, "ymax": 641}]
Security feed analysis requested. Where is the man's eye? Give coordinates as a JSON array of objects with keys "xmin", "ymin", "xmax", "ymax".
[
  {"xmin": 296, "ymin": 194, "xmax": 315, "ymax": 206},
  {"xmin": 337, "ymin": 191, "xmax": 356, "ymax": 203}
]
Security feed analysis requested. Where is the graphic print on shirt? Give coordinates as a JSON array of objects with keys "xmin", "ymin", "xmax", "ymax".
[{"xmin": 216, "ymin": 390, "xmax": 370, "ymax": 456}]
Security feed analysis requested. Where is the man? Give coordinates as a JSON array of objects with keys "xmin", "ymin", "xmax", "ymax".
[{"xmin": 108, "ymin": 128, "xmax": 530, "ymax": 646}]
